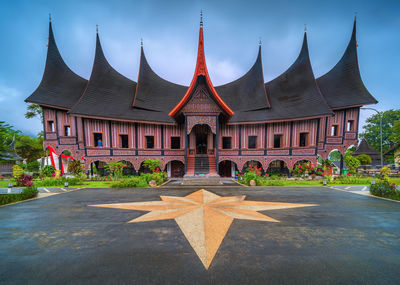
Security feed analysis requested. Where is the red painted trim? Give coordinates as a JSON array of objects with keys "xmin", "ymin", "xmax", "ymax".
[
  {"xmin": 226, "ymin": 115, "xmax": 330, "ymax": 125},
  {"xmin": 169, "ymin": 27, "xmax": 234, "ymax": 117},
  {"xmin": 70, "ymin": 114, "xmax": 176, "ymax": 126}
]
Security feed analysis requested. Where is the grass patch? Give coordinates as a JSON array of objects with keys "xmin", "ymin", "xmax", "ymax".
[
  {"xmin": 0, "ymin": 181, "xmax": 11, "ymax": 188},
  {"xmin": 0, "ymin": 186, "xmax": 39, "ymax": 206}
]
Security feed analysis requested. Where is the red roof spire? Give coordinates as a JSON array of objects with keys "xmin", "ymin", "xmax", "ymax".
[{"xmin": 169, "ymin": 15, "xmax": 234, "ymax": 117}]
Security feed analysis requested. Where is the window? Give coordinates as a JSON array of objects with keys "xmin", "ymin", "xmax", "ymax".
[
  {"xmin": 248, "ymin": 136, "xmax": 257, "ymax": 149},
  {"xmin": 222, "ymin": 137, "xmax": 232, "ymax": 149},
  {"xmin": 120, "ymin": 134, "xmax": 128, "ymax": 148},
  {"xmin": 47, "ymin": 121, "xmax": 54, "ymax": 132},
  {"xmin": 299, "ymin": 133, "xmax": 308, "ymax": 147},
  {"xmin": 146, "ymin": 136, "xmax": 154, "ymax": 149},
  {"xmin": 347, "ymin": 120, "xmax": 354, "ymax": 131},
  {"xmin": 64, "ymin": 125, "xmax": 71, "ymax": 136},
  {"xmin": 171, "ymin": 137, "xmax": 180, "ymax": 149},
  {"xmin": 274, "ymin": 134, "xmax": 282, "ymax": 148},
  {"xmin": 331, "ymin": 125, "xmax": 338, "ymax": 136},
  {"xmin": 94, "ymin": 133, "xmax": 103, "ymax": 147}
]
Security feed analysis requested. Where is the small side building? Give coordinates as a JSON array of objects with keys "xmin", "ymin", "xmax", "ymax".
[
  {"xmin": 352, "ymin": 138, "xmax": 381, "ymax": 167},
  {"xmin": 384, "ymin": 143, "xmax": 400, "ymax": 168}
]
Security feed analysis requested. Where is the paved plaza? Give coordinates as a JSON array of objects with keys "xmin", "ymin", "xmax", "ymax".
[{"xmin": 0, "ymin": 186, "xmax": 399, "ymax": 284}]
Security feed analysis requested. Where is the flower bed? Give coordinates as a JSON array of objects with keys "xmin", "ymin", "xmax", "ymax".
[
  {"xmin": 370, "ymin": 180, "xmax": 399, "ymax": 200},
  {"xmin": 0, "ymin": 186, "xmax": 39, "ymax": 205}
]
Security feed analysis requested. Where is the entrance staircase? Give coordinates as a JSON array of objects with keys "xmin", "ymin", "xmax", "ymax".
[{"xmin": 185, "ymin": 154, "xmax": 217, "ymax": 177}]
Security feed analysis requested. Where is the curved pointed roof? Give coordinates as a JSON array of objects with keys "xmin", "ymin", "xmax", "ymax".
[
  {"xmin": 169, "ymin": 25, "xmax": 234, "ymax": 117},
  {"xmin": 215, "ymin": 46, "xmax": 270, "ymax": 121},
  {"xmin": 132, "ymin": 47, "xmax": 187, "ymax": 122},
  {"xmin": 261, "ymin": 33, "xmax": 332, "ymax": 121},
  {"xmin": 317, "ymin": 19, "xmax": 377, "ymax": 109},
  {"xmin": 25, "ymin": 21, "xmax": 87, "ymax": 109},
  {"xmin": 69, "ymin": 33, "xmax": 138, "ymax": 121},
  {"xmin": 353, "ymin": 138, "xmax": 379, "ymax": 155}
]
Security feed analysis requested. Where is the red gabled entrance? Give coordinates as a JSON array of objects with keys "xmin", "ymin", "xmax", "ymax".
[{"xmin": 168, "ymin": 20, "xmax": 234, "ymax": 118}]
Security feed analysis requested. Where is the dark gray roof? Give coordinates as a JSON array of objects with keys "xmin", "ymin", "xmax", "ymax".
[
  {"xmin": 25, "ymin": 21, "xmax": 87, "ymax": 110},
  {"xmin": 260, "ymin": 33, "xmax": 333, "ymax": 122},
  {"xmin": 317, "ymin": 20, "xmax": 378, "ymax": 109},
  {"xmin": 215, "ymin": 47, "xmax": 270, "ymax": 121},
  {"xmin": 132, "ymin": 47, "xmax": 187, "ymax": 123},
  {"xmin": 353, "ymin": 138, "xmax": 379, "ymax": 155},
  {"xmin": 69, "ymin": 34, "xmax": 142, "ymax": 121}
]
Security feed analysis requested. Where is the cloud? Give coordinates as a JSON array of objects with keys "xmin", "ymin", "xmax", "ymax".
[{"xmin": 0, "ymin": 83, "xmax": 42, "ymax": 136}]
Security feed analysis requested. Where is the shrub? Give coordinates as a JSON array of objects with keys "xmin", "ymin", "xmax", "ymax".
[
  {"xmin": 140, "ymin": 172, "xmax": 167, "ymax": 185},
  {"xmin": 12, "ymin": 164, "xmax": 25, "ymax": 179},
  {"xmin": 242, "ymin": 171, "xmax": 260, "ymax": 186},
  {"xmin": 379, "ymin": 166, "xmax": 391, "ymax": 179},
  {"xmin": 17, "ymin": 163, "xmax": 27, "ymax": 170},
  {"xmin": 41, "ymin": 165, "xmax": 56, "ymax": 177},
  {"xmin": 104, "ymin": 161, "xmax": 126, "ymax": 180},
  {"xmin": 292, "ymin": 162, "xmax": 314, "ymax": 177},
  {"xmin": 0, "ymin": 186, "xmax": 38, "ymax": 205},
  {"xmin": 344, "ymin": 155, "xmax": 360, "ymax": 173},
  {"xmin": 111, "ymin": 177, "xmax": 148, "ymax": 188},
  {"xmin": 68, "ymin": 160, "xmax": 84, "ymax": 175},
  {"xmin": 142, "ymin": 159, "xmax": 162, "ymax": 172},
  {"xmin": 26, "ymin": 161, "xmax": 40, "ymax": 172},
  {"xmin": 370, "ymin": 180, "xmax": 398, "ymax": 198},
  {"xmin": 34, "ymin": 177, "xmax": 82, "ymax": 187},
  {"xmin": 356, "ymin": 154, "xmax": 372, "ymax": 165},
  {"xmin": 16, "ymin": 174, "xmax": 34, "ymax": 187},
  {"xmin": 330, "ymin": 175, "xmax": 372, "ymax": 185}
]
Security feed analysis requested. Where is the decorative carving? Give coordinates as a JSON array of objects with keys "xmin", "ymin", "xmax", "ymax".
[
  {"xmin": 183, "ymin": 84, "xmax": 221, "ymax": 114},
  {"xmin": 187, "ymin": 116, "xmax": 216, "ymax": 134}
]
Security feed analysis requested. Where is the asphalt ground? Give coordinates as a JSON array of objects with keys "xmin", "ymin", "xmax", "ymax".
[{"xmin": 0, "ymin": 186, "xmax": 399, "ymax": 284}]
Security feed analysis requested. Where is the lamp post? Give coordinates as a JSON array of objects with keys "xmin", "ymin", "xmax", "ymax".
[{"xmin": 360, "ymin": 107, "xmax": 383, "ymax": 168}]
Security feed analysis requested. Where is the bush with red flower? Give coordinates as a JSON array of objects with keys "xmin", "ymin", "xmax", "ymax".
[
  {"xmin": 292, "ymin": 161, "xmax": 315, "ymax": 177},
  {"xmin": 16, "ymin": 174, "xmax": 34, "ymax": 187}
]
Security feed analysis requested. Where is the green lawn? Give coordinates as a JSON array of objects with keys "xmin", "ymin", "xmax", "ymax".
[{"xmin": 2, "ymin": 178, "xmax": 400, "ymax": 188}]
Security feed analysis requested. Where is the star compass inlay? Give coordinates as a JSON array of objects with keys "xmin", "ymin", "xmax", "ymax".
[{"xmin": 89, "ymin": 189, "xmax": 317, "ymax": 269}]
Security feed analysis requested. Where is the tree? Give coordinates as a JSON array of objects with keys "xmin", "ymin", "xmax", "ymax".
[
  {"xmin": 356, "ymin": 154, "xmax": 372, "ymax": 165},
  {"xmin": 390, "ymin": 120, "xmax": 400, "ymax": 144},
  {"xmin": 14, "ymin": 134, "xmax": 44, "ymax": 163},
  {"xmin": 25, "ymin": 104, "xmax": 42, "ymax": 120},
  {"xmin": 344, "ymin": 154, "xmax": 360, "ymax": 173},
  {"xmin": 360, "ymin": 109, "xmax": 400, "ymax": 153},
  {"xmin": 328, "ymin": 150, "xmax": 342, "ymax": 161},
  {"xmin": 345, "ymin": 145, "xmax": 356, "ymax": 156}
]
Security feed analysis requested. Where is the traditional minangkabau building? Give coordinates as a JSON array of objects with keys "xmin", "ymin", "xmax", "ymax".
[{"xmin": 25, "ymin": 16, "xmax": 378, "ymax": 177}]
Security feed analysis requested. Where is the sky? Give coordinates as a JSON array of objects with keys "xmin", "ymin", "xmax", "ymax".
[{"xmin": 0, "ymin": 0, "xmax": 399, "ymax": 136}]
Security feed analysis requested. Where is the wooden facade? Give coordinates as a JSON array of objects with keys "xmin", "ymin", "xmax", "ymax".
[{"xmin": 29, "ymin": 19, "xmax": 376, "ymax": 177}]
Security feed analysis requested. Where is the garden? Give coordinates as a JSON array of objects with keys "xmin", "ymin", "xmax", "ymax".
[
  {"xmin": 236, "ymin": 156, "xmax": 399, "ymax": 201},
  {"xmin": 0, "ymin": 159, "xmax": 168, "ymax": 205}
]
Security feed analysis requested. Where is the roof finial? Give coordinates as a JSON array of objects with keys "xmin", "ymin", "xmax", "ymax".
[
  {"xmin": 200, "ymin": 10, "xmax": 203, "ymax": 27},
  {"xmin": 96, "ymin": 24, "xmax": 98, "ymax": 34},
  {"xmin": 141, "ymin": 38, "xmax": 143, "ymax": 47},
  {"xmin": 304, "ymin": 24, "xmax": 307, "ymax": 32},
  {"xmin": 259, "ymin": 37, "xmax": 262, "ymax": 46},
  {"xmin": 49, "ymin": 13, "xmax": 51, "ymax": 22}
]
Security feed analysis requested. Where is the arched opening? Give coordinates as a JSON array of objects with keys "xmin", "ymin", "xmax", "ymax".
[
  {"xmin": 327, "ymin": 149, "xmax": 343, "ymax": 174},
  {"xmin": 218, "ymin": 160, "xmax": 238, "ymax": 177},
  {"xmin": 189, "ymin": 124, "xmax": 214, "ymax": 155},
  {"xmin": 138, "ymin": 161, "xmax": 152, "ymax": 175},
  {"xmin": 119, "ymin": 160, "xmax": 135, "ymax": 176},
  {"xmin": 165, "ymin": 160, "xmax": 185, "ymax": 177},
  {"xmin": 243, "ymin": 160, "xmax": 263, "ymax": 174},
  {"xmin": 60, "ymin": 149, "xmax": 73, "ymax": 174},
  {"xmin": 267, "ymin": 160, "xmax": 289, "ymax": 176},
  {"xmin": 91, "ymin": 160, "xmax": 108, "ymax": 176}
]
